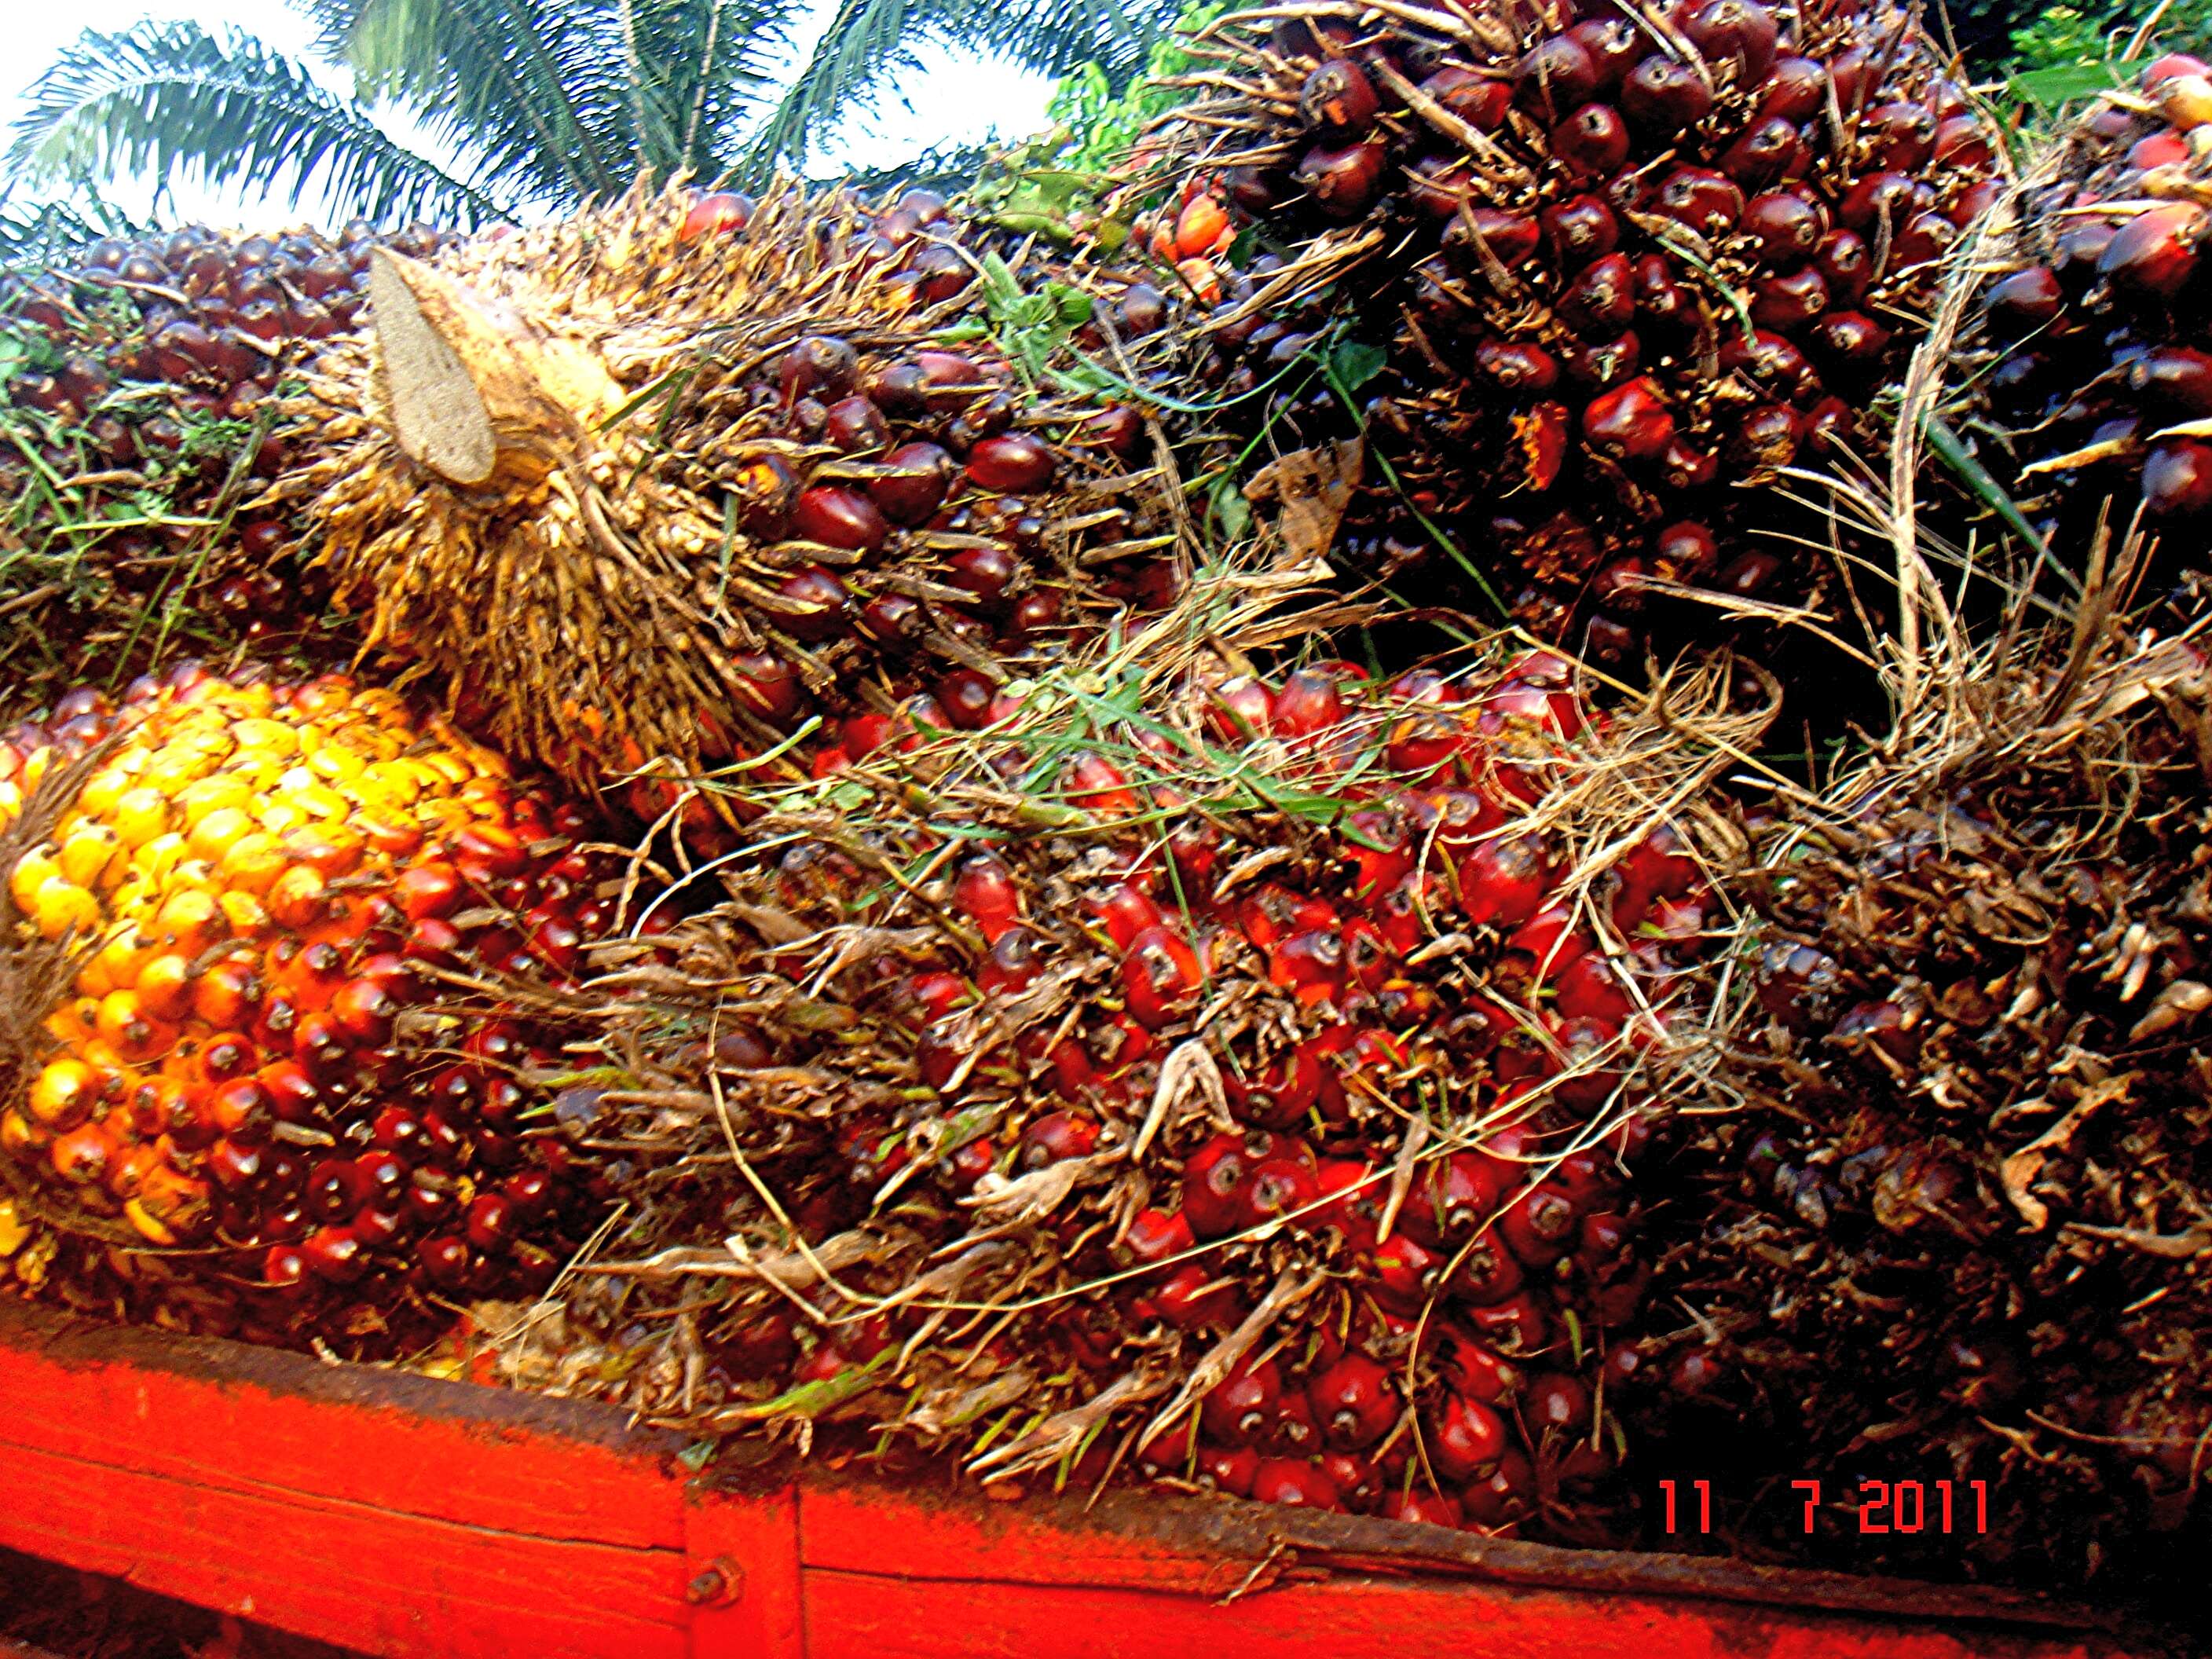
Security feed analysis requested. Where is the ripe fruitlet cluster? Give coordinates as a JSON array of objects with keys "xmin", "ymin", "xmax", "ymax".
[
  {"xmin": 1975, "ymin": 54, "xmax": 2212, "ymax": 542},
  {"xmin": 0, "ymin": 664, "xmax": 617, "ymax": 1353},
  {"xmin": 1, "ymin": 221, "xmax": 450, "ymax": 653},
  {"xmin": 1626, "ymin": 629, "xmax": 2212, "ymax": 1590},
  {"xmin": 532, "ymin": 643, "xmax": 1745, "ymax": 1539},
  {"xmin": 1164, "ymin": 0, "xmax": 1998, "ymax": 658},
  {"xmin": 279, "ymin": 182, "xmax": 1175, "ymax": 812}
]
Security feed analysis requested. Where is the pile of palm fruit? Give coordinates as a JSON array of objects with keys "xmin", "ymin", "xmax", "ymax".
[{"xmin": 2, "ymin": 0, "xmax": 2210, "ymax": 1620}]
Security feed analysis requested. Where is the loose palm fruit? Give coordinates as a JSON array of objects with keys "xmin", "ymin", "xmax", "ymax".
[{"xmin": 0, "ymin": 662, "xmax": 613, "ymax": 1356}]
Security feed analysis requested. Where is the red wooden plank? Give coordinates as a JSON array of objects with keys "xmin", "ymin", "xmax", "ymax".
[
  {"xmin": 798, "ymin": 1568, "xmax": 2114, "ymax": 1659},
  {"xmin": 687, "ymin": 1484, "xmax": 806, "ymax": 1659},
  {"xmin": 0, "ymin": 1436, "xmax": 688, "ymax": 1659},
  {"xmin": 0, "ymin": 1304, "xmax": 683, "ymax": 1551}
]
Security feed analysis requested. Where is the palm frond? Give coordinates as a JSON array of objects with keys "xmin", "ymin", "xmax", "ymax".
[
  {"xmin": 326, "ymin": 0, "xmax": 635, "ymax": 203},
  {"xmin": 624, "ymin": 0, "xmax": 797, "ymax": 177},
  {"xmin": 732, "ymin": 0, "xmax": 937, "ymax": 180},
  {"xmin": 735, "ymin": 0, "xmax": 1180, "ymax": 180},
  {"xmin": 0, "ymin": 184, "xmax": 148, "ymax": 267},
  {"xmin": 9, "ymin": 21, "xmax": 508, "ymax": 228},
  {"xmin": 967, "ymin": 0, "xmax": 1179, "ymax": 83}
]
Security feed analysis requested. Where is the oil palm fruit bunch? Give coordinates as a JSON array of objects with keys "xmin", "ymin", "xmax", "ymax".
[
  {"xmin": 1156, "ymin": 0, "xmax": 2002, "ymax": 661},
  {"xmin": 1968, "ymin": 52, "xmax": 2212, "ymax": 553},
  {"xmin": 0, "ymin": 661, "xmax": 620, "ymax": 1355},
  {"xmin": 276, "ymin": 182, "xmax": 1181, "ymax": 830},
  {"xmin": 1, "ymin": 221, "xmax": 451, "ymax": 691},
  {"xmin": 511, "ymin": 626, "xmax": 1758, "ymax": 1536},
  {"xmin": 1622, "ymin": 611, "xmax": 2212, "ymax": 1591}
]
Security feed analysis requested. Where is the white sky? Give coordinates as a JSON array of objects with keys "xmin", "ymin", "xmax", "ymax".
[{"xmin": 2, "ymin": 0, "xmax": 1058, "ymax": 229}]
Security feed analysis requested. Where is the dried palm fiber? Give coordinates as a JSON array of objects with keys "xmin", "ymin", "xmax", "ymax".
[
  {"xmin": 1620, "ymin": 540, "xmax": 2212, "ymax": 1596},
  {"xmin": 1956, "ymin": 49, "xmax": 2212, "ymax": 566},
  {"xmin": 1131, "ymin": 0, "xmax": 2005, "ymax": 670},
  {"xmin": 480, "ymin": 568, "xmax": 1763, "ymax": 1537},
  {"xmin": 0, "ymin": 658, "xmax": 629, "ymax": 1358},
  {"xmin": 273, "ymin": 181, "xmax": 1195, "ymax": 827},
  {"xmin": 1, "ymin": 222, "xmax": 452, "ymax": 709}
]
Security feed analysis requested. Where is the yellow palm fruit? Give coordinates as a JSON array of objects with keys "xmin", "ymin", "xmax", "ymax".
[
  {"xmin": 57, "ymin": 821, "xmax": 126, "ymax": 890},
  {"xmin": 112, "ymin": 786, "xmax": 174, "ymax": 848}
]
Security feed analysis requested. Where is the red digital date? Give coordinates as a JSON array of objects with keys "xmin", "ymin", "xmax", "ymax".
[{"xmin": 1791, "ymin": 1479, "xmax": 1989, "ymax": 1535}]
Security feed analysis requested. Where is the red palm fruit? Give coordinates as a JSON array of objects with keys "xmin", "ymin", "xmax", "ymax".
[
  {"xmin": 1193, "ymin": 1445, "xmax": 1261, "ymax": 1496},
  {"xmin": 1447, "ymin": 1234, "xmax": 1527, "ymax": 1306},
  {"xmin": 1206, "ymin": 676, "xmax": 1274, "ymax": 742},
  {"xmin": 1461, "ymin": 1448, "xmax": 1536, "ymax": 1527},
  {"xmin": 954, "ymin": 854, "xmax": 1022, "ymax": 940},
  {"xmin": 2142, "ymin": 442, "xmax": 2212, "ymax": 517},
  {"xmin": 1150, "ymin": 1263, "xmax": 1243, "ymax": 1331},
  {"xmin": 1294, "ymin": 140, "xmax": 1388, "ymax": 218},
  {"xmin": 2099, "ymin": 205, "xmax": 2204, "ymax": 305},
  {"xmin": 1182, "ymin": 1131, "xmax": 1261, "ymax": 1237},
  {"xmin": 1438, "ymin": 1331, "xmax": 1521, "ymax": 1404},
  {"xmin": 1459, "ymin": 836, "xmax": 1556, "ymax": 928},
  {"xmin": 1300, "ymin": 59, "xmax": 1380, "ymax": 134},
  {"xmin": 1371, "ymin": 1233, "xmax": 1446, "ymax": 1313},
  {"xmin": 1622, "ymin": 57, "xmax": 1712, "ymax": 134},
  {"xmin": 1239, "ymin": 1156, "xmax": 1323, "ymax": 1229},
  {"xmin": 1464, "ymin": 1289, "xmax": 1549, "ymax": 1355},
  {"xmin": 1016, "ymin": 1111, "xmax": 1098, "ymax": 1170},
  {"xmin": 1515, "ymin": 38, "xmax": 1598, "ymax": 123},
  {"xmin": 1403, "ymin": 1152, "xmax": 1509, "ymax": 1247},
  {"xmin": 1310, "ymin": 1355, "xmax": 1398, "ymax": 1450},
  {"xmin": 1202, "ymin": 1357, "xmax": 1283, "ymax": 1444},
  {"xmin": 1251, "ymin": 1459, "xmax": 1341, "ymax": 1510},
  {"xmin": 1064, "ymin": 753, "xmax": 1142, "ymax": 816},
  {"xmin": 1429, "ymin": 1394, "xmax": 1508, "ymax": 1481},
  {"xmin": 1122, "ymin": 925, "xmax": 1203, "ymax": 1028},
  {"xmin": 966, "ymin": 433, "xmax": 1056, "ymax": 492},
  {"xmin": 1382, "ymin": 1489, "xmax": 1465, "ymax": 1527},
  {"xmin": 679, "ymin": 192, "xmax": 754, "ymax": 240},
  {"xmin": 1551, "ymin": 104, "xmax": 1630, "ymax": 178},
  {"xmin": 789, "ymin": 485, "xmax": 888, "ymax": 553},
  {"xmin": 1115, "ymin": 1207, "xmax": 1195, "ymax": 1269},
  {"xmin": 1540, "ymin": 196, "xmax": 1618, "ymax": 266},
  {"xmin": 1581, "ymin": 377, "xmax": 1674, "ymax": 461},
  {"xmin": 1225, "ymin": 1049, "xmax": 1323, "ymax": 1130},
  {"xmin": 1270, "ymin": 668, "xmax": 1346, "ymax": 738},
  {"xmin": 1499, "ymin": 1185, "xmax": 1583, "ymax": 1269}
]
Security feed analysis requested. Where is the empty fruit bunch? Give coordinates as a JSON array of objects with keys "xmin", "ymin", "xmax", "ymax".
[
  {"xmin": 1625, "ymin": 612, "xmax": 2212, "ymax": 1595},
  {"xmin": 0, "ymin": 662, "xmax": 623, "ymax": 1355},
  {"xmin": 1155, "ymin": 0, "xmax": 2001, "ymax": 661},
  {"xmin": 504, "ymin": 637, "xmax": 1758, "ymax": 1538},
  {"xmin": 275, "ymin": 181, "xmax": 1185, "ymax": 822}
]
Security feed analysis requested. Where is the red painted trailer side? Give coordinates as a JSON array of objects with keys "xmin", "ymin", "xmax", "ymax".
[{"xmin": 0, "ymin": 1302, "xmax": 2171, "ymax": 1659}]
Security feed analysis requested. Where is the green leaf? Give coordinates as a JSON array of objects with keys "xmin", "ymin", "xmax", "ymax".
[
  {"xmin": 2005, "ymin": 60, "xmax": 2126, "ymax": 107},
  {"xmin": 1326, "ymin": 339, "xmax": 1388, "ymax": 397}
]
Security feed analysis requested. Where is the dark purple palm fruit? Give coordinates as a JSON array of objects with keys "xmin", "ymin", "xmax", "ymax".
[{"xmin": 1155, "ymin": 0, "xmax": 2002, "ymax": 672}]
